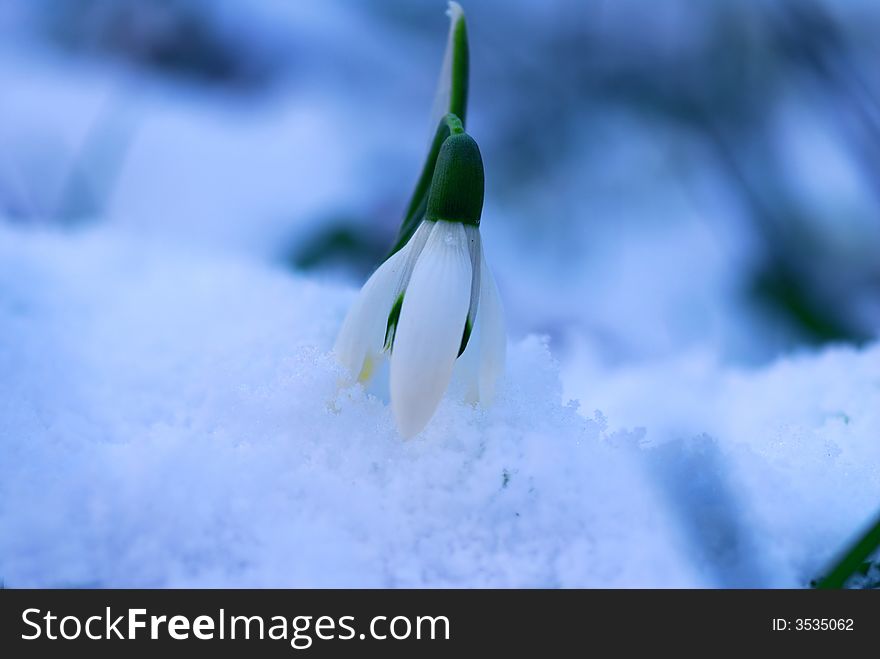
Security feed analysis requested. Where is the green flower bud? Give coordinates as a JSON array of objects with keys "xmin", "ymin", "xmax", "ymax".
[{"xmin": 426, "ymin": 133, "xmax": 484, "ymax": 226}]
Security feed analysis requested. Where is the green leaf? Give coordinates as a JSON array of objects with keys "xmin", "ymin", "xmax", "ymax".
[
  {"xmin": 430, "ymin": 2, "xmax": 469, "ymax": 129},
  {"xmin": 814, "ymin": 510, "xmax": 880, "ymax": 589},
  {"xmin": 386, "ymin": 3, "xmax": 470, "ymax": 258}
]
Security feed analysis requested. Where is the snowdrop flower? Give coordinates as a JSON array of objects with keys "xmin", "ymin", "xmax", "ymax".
[
  {"xmin": 335, "ymin": 132, "xmax": 505, "ymax": 438},
  {"xmin": 334, "ymin": 2, "xmax": 503, "ymax": 437}
]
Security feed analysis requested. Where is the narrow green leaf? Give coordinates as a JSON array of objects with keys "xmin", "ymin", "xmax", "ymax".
[
  {"xmin": 814, "ymin": 510, "xmax": 880, "ymax": 589},
  {"xmin": 430, "ymin": 2, "xmax": 469, "ymax": 134},
  {"xmin": 386, "ymin": 3, "xmax": 470, "ymax": 259}
]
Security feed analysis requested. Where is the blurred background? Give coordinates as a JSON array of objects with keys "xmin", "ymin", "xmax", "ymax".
[{"xmin": 2, "ymin": 0, "xmax": 880, "ymax": 369}]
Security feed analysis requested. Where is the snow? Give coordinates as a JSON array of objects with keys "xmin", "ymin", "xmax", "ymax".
[
  {"xmin": 2, "ymin": 223, "xmax": 879, "ymax": 588},
  {"xmin": 1, "ymin": 225, "xmax": 698, "ymax": 587},
  {"xmin": 563, "ymin": 341, "xmax": 880, "ymax": 586}
]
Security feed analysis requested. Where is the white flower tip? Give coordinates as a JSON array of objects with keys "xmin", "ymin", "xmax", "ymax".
[
  {"xmin": 447, "ymin": 1, "xmax": 464, "ymax": 23},
  {"xmin": 332, "ymin": 246, "xmax": 412, "ymax": 385},
  {"xmin": 392, "ymin": 398, "xmax": 433, "ymax": 439},
  {"xmin": 428, "ymin": 1, "xmax": 468, "ymax": 137}
]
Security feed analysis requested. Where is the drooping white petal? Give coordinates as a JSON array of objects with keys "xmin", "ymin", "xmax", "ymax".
[
  {"xmin": 398, "ymin": 217, "xmax": 435, "ymax": 281},
  {"xmin": 453, "ymin": 224, "xmax": 482, "ymax": 403},
  {"xmin": 334, "ymin": 221, "xmax": 435, "ymax": 382},
  {"xmin": 475, "ymin": 244, "xmax": 506, "ymax": 403},
  {"xmin": 428, "ymin": 2, "xmax": 466, "ymax": 134},
  {"xmin": 384, "ymin": 219, "xmax": 434, "ymax": 350},
  {"xmin": 463, "ymin": 223, "xmax": 481, "ymax": 335},
  {"xmin": 333, "ymin": 246, "xmax": 408, "ymax": 381},
  {"xmin": 453, "ymin": 311, "xmax": 481, "ymax": 404},
  {"xmin": 390, "ymin": 220, "xmax": 472, "ymax": 437},
  {"xmin": 454, "ymin": 240, "xmax": 506, "ymax": 405}
]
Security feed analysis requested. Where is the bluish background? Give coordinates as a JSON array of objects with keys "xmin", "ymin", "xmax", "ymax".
[{"xmin": 3, "ymin": 0, "xmax": 879, "ymax": 364}]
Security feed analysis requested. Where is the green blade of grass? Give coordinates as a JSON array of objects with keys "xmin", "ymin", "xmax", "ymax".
[
  {"xmin": 814, "ymin": 510, "xmax": 880, "ymax": 589},
  {"xmin": 386, "ymin": 4, "xmax": 469, "ymax": 259}
]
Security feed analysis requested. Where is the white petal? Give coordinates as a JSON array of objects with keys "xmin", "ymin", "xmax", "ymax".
[
  {"xmin": 395, "ymin": 219, "xmax": 435, "ymax": 303},
  {"xmin": 463, "ymin": 223, "xmax": 482, "ymax": 332},
  {"xmin": 475, "ymin": 245, "xmax": 506, "ymax": 403},
  {"xmin": 428, "ymin": 2, "xmax": 466, "ymax": 134},
  {"xmin": 333, "ymin": 247, "xmax": 407, "ymax": 381},
  {"xmin": 453, "ymin": 314, "xmax": 481, "ymax": 404},
  {"xmin": 453, "ymin": 224, "xmax": 482, "ymax": 403},
  {"xmin": 391, "ymin": 221, "xmax": 472, "ymax": 437},
  {"xmin": 334, "ymin": 221, "xmax": 435, "ymax": 381}
]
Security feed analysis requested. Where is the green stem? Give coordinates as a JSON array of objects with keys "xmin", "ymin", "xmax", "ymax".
[
  {"xmin": 387, "ymin": 113, "xmax": 464, "ymax": 257},
  {"xmin": 814, "ymin": 510, "xmax": 880, "ymax": 589}
]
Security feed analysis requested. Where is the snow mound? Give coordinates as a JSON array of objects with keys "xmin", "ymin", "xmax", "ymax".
[
  {"xmin": 0, "ymin": 225, "xmax": 696, "ymax": 587},
  {"xmin": 564, "ymin": 341, "xmax": 880, "ymax": 587}
]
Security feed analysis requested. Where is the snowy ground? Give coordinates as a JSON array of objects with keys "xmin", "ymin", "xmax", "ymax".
[{"xmin": 2, "ymin": 224, "xmax": 878, "ymax": 588}]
